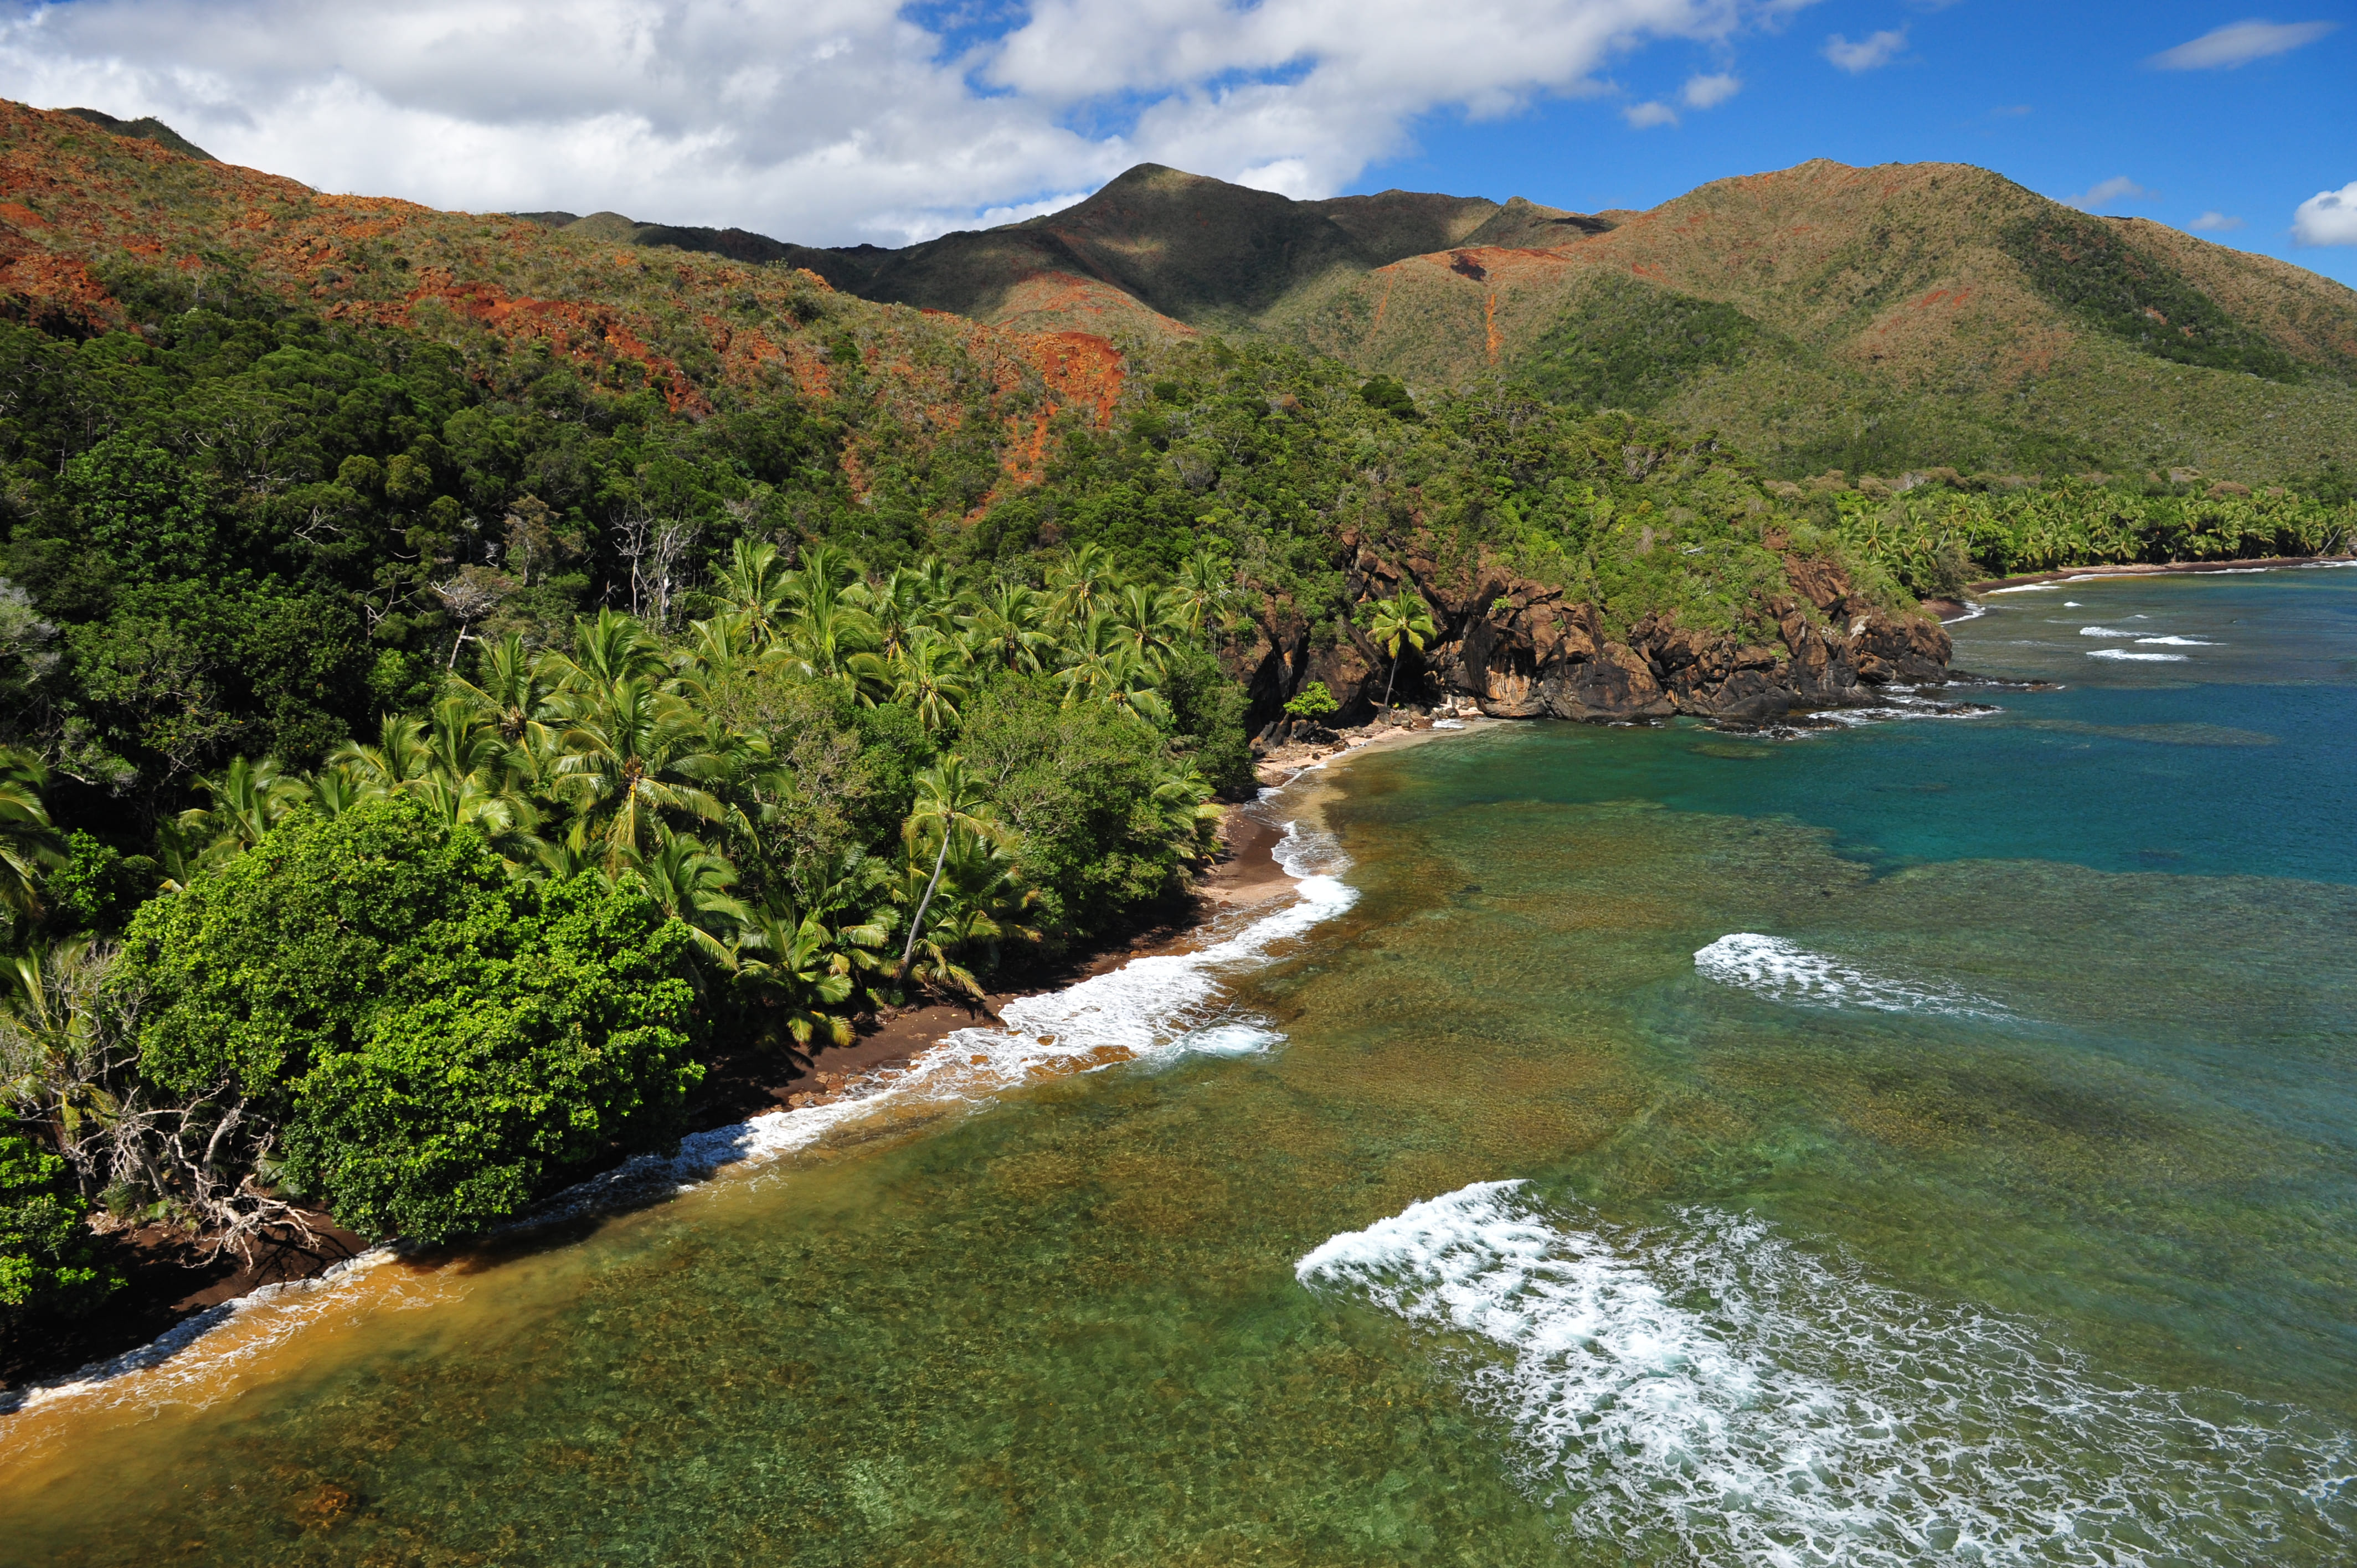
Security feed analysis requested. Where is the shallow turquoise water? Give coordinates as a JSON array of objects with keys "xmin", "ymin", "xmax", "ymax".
[{"xmin": 4, "ymin": 567, "xmax": 2354, "ymax": 1565}]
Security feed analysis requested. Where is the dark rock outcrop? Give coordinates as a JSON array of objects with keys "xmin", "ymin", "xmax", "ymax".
[{"xmin": 1236, "ymin": 542, "xmax": 1954, "ymax": 733}]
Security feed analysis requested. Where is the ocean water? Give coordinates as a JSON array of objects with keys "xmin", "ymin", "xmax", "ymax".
[{"xmin": 3, "ymin": 566, "xmax": 2355, "ymax": 1565}]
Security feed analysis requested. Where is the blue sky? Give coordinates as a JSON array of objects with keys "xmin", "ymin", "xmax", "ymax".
[
  {"xmin": 1364, "ymin": 3, "xmax": 2357, "ymax": 286},
  {"xmin": 2, "ymin": 1, "xmax": 2351, "ymax": 287}
]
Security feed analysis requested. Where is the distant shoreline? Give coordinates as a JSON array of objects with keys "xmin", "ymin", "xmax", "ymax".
[{"xmin": 1965, "ymin": 553, "xmax": 2355, "ymax": 595}]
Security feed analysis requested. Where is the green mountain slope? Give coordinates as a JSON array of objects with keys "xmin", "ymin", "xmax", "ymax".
[{"xmin": 575, "ymin": 157, "xmax": 2357, "ymax": 485}]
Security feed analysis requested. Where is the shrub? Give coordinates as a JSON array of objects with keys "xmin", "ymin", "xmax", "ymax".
[
  {"xmin": 116, "ymin": 798, "xmax": 702, "ymax": 1242},
  {"xmin": 0, "ymin": 1134, "xmax": 114, "ymax": 1325},
  {"xmin": 1284, "ymin": 682, "xmax": 1339, "ymax": 720}
]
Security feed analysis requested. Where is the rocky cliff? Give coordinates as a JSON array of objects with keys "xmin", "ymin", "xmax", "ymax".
[{"xmin": 1239, "ymin": 544, "xmax": 1953, "ymax": 737}]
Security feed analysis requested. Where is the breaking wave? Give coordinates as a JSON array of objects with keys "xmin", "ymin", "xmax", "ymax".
[
  {"xmin": 2080, "ymin": 626, "xmax": 2139, "ymax": 638},
  {"xmin": 2090, "ymin": 649, "xmax": 2189, "ymax": 662},
  {"xmin": 1298, "ymin": 1183, "xmax": 2356, "ymax": 1566},
  {"xmin": 1694, "ymin": 933, "xmax": 2007, "ymax": 1019},
  {"xmin": 526, "ymin": 815, "xmax": 1354, "ymax": 1227},
  {"xmin": 7, "ymin": 812, "xmax": 1359, "ymax": 1421},
  {"xmin": 2137, "ymin": 636, "xmax": 2215, "ymax": 646}
]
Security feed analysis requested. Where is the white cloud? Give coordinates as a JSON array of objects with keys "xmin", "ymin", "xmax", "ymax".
[
  {"xmin": 2147, "ymin": 19, "xmax": 2337, "ymax": 70},
  {"xmin": 1624, "ymin": 100, "xmax": 1680, "ymax": 127},
  {"xmin": 1823, "ymin": 27, "xmax": 1906, "ymax": 71},
  {"xmin": 0, "ymin": 1, "xmax": 1815, "ymax": 245},
  {"xmin": 2187, "ymin": 210, "xmax": 2245, "ymax": 232},
  {"xmin": 2065, "ymin": 176, "xmax": 2155, "ymax": 211},
  {"xmin": 1681, "ymin": 70, "xmax": 1741, "ymax": 107},
  {"xmin": 2293, "ymin": 182, "xmax": 2357, "ymax": 245}
]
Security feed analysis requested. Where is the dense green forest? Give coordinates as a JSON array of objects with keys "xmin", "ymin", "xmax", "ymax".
[{"xmin": 3, "ymin": 277, "xmax": 2354, "ymax": 1335}]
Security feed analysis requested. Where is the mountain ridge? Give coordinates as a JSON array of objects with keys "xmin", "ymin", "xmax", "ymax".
[
  {"xmin": 7, "ymin": 98, "xmax": 2354, "ymax": 490},
  {"xmin": 496, "ymin": 153, "xmax": 2357, "ymax": 484}
]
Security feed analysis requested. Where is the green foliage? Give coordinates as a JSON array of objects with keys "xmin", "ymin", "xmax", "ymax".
[
  {"xmin": 120, "ymin": 798, "xmax": 701, "ymax": 1241},
  {"xmin": 120, "ymin": 797, "xmax": 517, "ymax": 1109},
  {"xmin": 1284, "ymin": 681, "xmax": 1339, "ymax": 719},
  {"xmin": 0, "ymin": 1133, "xmax": 113, "ymax": 1322},
  {"xmin": 1159, "ymin": 648, "xmax": 1254, "ymax": 796},
  {"xmin": 1357, "ymin": 375, "xmax": 1422, "ymax": 421},
  {"xmin": 954, "ymin": 677, "xmax": 1202, "ymax": 942},
  {"xmin": 280, "ymin": 870, "xmax": 698, "ymax": 1243},
  {"xmin": 1825, "ymin": 478, "xmax": 2357, "ymax": 591},
  {"xmin": 1527, "ymin": 277, "xmax": 1763, "ymax": 412},
  {"xmin": 36, "ymin": 830, "xmax": 148, "ymax": 936},
  {"xmin": 2000, "ymin": 213, "xmax": 2300, "ymax": 382}
]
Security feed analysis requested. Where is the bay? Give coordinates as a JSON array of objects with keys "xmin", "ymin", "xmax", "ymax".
[{"xmin": 4, "ymin": 566, "xmax": 2354, "ymax": 1565}]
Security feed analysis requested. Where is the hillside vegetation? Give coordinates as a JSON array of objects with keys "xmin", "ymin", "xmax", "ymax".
[
  {"xmin": 0, "ymin": 100, "xmax": 2352, "ymax": 1309},
  {"xmin": 639, "ymin": 156, "xmax": 2357, "ymax": 487}
]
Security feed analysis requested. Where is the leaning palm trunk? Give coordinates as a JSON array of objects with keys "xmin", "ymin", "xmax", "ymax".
[
  {"xmin": 894, "ymin": 829, "xmax": 955, "ymax": 988},
  {"xmin": 1382, "ymin": 652, "xmax": 1401, "ymax": 710}
]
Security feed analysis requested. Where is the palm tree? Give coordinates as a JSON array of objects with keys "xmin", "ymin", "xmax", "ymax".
[
  {"xmin": 1149, "ymin": 762, "xmax": 1223, "ymax": 857},
  {"xmin": 778, "ymin": 568, "xmax": 888, "ymax": 698},
  {"xmin": 450, "ymin": 632, "xmax": 557, "ymax": 742},
  {"xmin": 418, "ymin": 700, "xmax": 514, "ymax": 788},
  {"xmin": 0, "ymin": 746, "xmax": 62, "ymax": 920},
  {"xmin": 1109, "ymin": 582, "xmax": 1182, "ymax": 671},
  {"xmin": 1057, "ymin": 621, "xmax": 1171, "ymax": 725},
  {"xmin": 299, "ymin": 768, "xmax": 367, "ymax": 821},
  {"xmin": 729, "ymin": 905, "xmax": 883, "ymax": 1050},
  {"xmin": 1171, "ymin": 547, "xmax": 1243, "ymax": 654},
  {"xmin": 1046, "ymin": 542, "xmax": 1120, "ymax": 626},
  {"xmin": 911, "ymin": 556, "xmax": 967, "ymax": 618},
  {"xmin": 0, "ymin": 938, "xmax": 121, "ymax": 1157},
  {"xmin": 853, "ymin": 565, "xmax": 929, "ymax": 662},
  {"xmin": 542, "ymin": 607, "xmax": 667, "ymax": 692},
  {"xmin": 547, "ymin": 678, "xmax": 730, "ymax": 869},
  {"xmin": 671, "ymin": 611, "xmax": 788, "ymax": 708},
  {"xmin": 327, "ymin": 714, "xmax": 435, "ymax": 798},
  {"xmin": 181, "ymin": 755, "xmax": 303, "ymax": 868},
  {"xmin": 897, "ymin": 829, "xmax": 1038, "ymax": 995},
  {"xmin": 1367, "ymin": 585, "xmax": 1438, "ymax": 710},
  {"xmin": 712, "ymin": 538, "xmax": 791, "ymax": 636},
  {"xmin": 893, "ymin": 756, "xmax": 1005, "ymax": 989},
  {"xmin": 632, "ymin": 834, "xmax": 753, "ymax": 969},
  {"xmin": 891, "ymin": 627, "xmax": 974, "ymax": 734},
  {"xmin": 965, "ymin": 582, "xmax": 1057, "ymax": 674}
]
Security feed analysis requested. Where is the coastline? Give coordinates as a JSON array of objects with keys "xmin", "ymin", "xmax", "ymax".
[
  {"xmin": 2, "ymin": 715, "xmax": 1457, "ymax": 1404},
  {"xmin": 1962, "ymin": 553, "xmax": 2355, "ymax": 596}
]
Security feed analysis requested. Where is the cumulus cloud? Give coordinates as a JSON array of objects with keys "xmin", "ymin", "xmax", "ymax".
[
  {"xmin": 2147, "ymin": 19, "xmax": 2337, "ymax": 70},
  {"xmin": 1823, "ymin": 27, "xmax": 1906, "ymax": 71},
  {"xmin": 0, "ymin": 0, "xmax": 1804, "ymax": 244},
  {"xmin": 2293, "ymin": 182, "xmax": 2357, "ymax": 246},
  {"xmin": 2065, "ymin": 175, "xmax": 2154, "ymax": 211},
  {"xmin": 1624, "ymin": 100, "xmax": 1680, "ymax": 127},
  {"xmin": 1681, "ymin": 70, "xmax": 1741, "ymax": 107},
  {"xmin": 2187, "ymin": 210, "xmax": 2245, "ymax": 232}
]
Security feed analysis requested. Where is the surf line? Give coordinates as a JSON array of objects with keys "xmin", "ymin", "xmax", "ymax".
[{"xmin": 3, "ymin": 781, "xmax": 1368, "ymax": 1423}]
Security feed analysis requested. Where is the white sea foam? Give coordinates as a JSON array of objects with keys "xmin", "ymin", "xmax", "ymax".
[
  {"xmin": 2090, "ymin": 649, "xmax": 2189, "ymax": 662},
  {"xmin": 2063, "ymin": 601, "xmax": 2082, "ymax": 606},
  {"xmin": 1694, "ymin": 933, "xmax": 2007, "ymax": 1019},
  {"xmin": 1299, "ymin": 1183, "xmax": 2357, "ymax": 1567},
  {"xmin": 2, "ymin": 1247, "xmax": 434, "ymax": 1417},
  {"xmin": 2079, "ymin": 626, "xmax": 2139, "ymax": 638},
  {"xmin": 6, "ymin": 812, "xmax": 1362, "ymax": 1421},
  {"xmin": 533, "ymin": 816, "xmax": 1354, "ymax": 1224},
  {"xmin": 1983, "ymin": 584, "xmax": 2061, "ymax": 594},
  {"xmin": 2137, "ymin": 636, "xmax": 2216, "ymax": 646}
]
